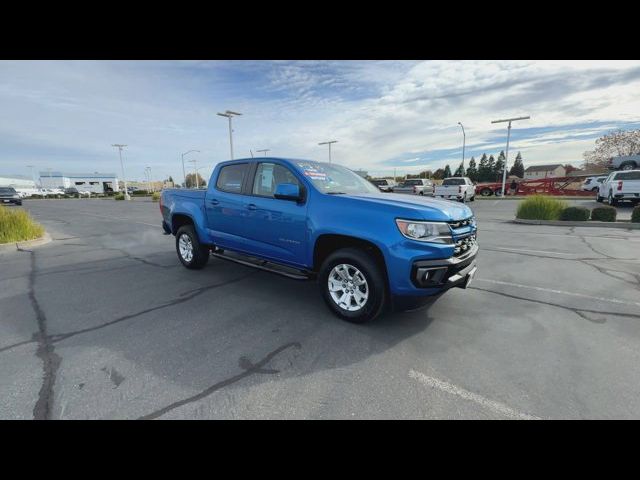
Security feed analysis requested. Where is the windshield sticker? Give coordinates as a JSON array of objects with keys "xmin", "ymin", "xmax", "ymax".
[{"xmin": 304, "ymin": 170, "xmax": 327, "ymax": 180}]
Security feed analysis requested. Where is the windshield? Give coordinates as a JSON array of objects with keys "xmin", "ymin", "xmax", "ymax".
[
  {"xmin": 0, "ymin": 187, "xmax": 16, "ymax": 194},
  {"xmin": 294, "ymin": 161, "xmax": 379, "ymax": 195},
  {"xmin": 442, "ymin": 178, "xmax": 466, "ymax": 186}
]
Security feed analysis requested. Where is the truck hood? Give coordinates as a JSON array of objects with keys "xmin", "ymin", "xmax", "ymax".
[{"xmin": 344, "ymin": 192, "xmax": 473, "ymax": 221}]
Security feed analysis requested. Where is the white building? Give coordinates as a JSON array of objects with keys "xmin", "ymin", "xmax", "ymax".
[
  {"xmin": 0, "ymin": 175, "xmax": 38, "ymax": 196},
  {"xmin": 524, "ymin": 164, "xmax": 567, "ymax": 180},
  {"xmin": 39, "ymin": 172, "xmax": 119, "ymax": 194}
]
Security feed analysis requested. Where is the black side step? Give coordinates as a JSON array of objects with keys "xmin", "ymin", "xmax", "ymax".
[{"xmin": 210, "ymin": 251, "xmax": 313, "ymax": 281}]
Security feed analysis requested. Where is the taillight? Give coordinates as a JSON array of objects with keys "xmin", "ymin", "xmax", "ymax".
[
  {"xmin": 413, "ymin": 186, "xmax": 416, "ymax": 193},
  {"xmin": 617, "ymin": 180, "xmax": 623, "ymax": 191},
  {"xmin": 458, "ymin": 186, "xmax": 462, "ymax": 194}
]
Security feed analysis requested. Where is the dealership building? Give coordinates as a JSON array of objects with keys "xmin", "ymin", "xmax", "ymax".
[{"xmin": 39, "ymin": 172, "xmax": 120, "ymax": 194}]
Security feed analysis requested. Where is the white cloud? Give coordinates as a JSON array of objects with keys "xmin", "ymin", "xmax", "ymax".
[{"xmin": 1, "ymin": 60, "xmax": 640, "ymax": 181}]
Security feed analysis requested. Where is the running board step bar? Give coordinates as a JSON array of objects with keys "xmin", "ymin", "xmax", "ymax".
[{"xmin": 210, "ymin": 251, "xmax": 313, "ymax": 280}]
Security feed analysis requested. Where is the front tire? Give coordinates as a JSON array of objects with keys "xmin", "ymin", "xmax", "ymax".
[
  {"xmin": 176, "ymin": 225, "xmax": 210, "ymax": 269},
  {"xmin": 596, "ymin": 194, "xmax": 604, "ymax": 203},
  {"xmin": 319, "ymin": 248, "xmax": 386, "ymax": 323},
  {"xmin": 608, "ymin": 191, "xmax": 618, "ymax": 206}
]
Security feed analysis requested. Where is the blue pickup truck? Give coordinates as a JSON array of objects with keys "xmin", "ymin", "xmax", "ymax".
[{"xmin": 160, "ymin": 158, "xmax": 478, "ymax": 323}]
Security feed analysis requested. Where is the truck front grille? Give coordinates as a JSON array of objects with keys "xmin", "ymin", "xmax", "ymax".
[{"xmin": 453, "ymin": 234, "xmax": 477, "ymax": 257}]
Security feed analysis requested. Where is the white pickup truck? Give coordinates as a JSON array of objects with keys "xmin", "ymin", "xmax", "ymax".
[
  {"xmin": 597, "ymin": 170, "xmax": 640, "ymax": 206},
  {"xmin": 434, "ymin": 177, "xmax": 476, "ymax": 202}
]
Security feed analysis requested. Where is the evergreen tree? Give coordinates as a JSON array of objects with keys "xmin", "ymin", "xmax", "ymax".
[
  {"xmin": 443, "ymin": 164, "xmax": 452, "ymax": 178},
  {"xmin": 494, "ymin": 150, "xmax": 506, "ymax": 181},
  {"xmin": 487, "ymin": 155, "xmax": 496, "ymax": 181},
  {"xmin": 478, "ymin": 153, "xmax": 489, "ymax": 182},
  {"xmin": 432, "ymin": 168, "xmax": 445, "ymax": 180},
  {"xmin": 509, "ymin": 152, "xmax": 525, "ymax": 178},
  {"xmin": 453, "ymin": 162, "xmax": 465, "ymax": 177},
  {"xmin": 466, "ymin": 157, "xmax": 478, "ymax": 182}
]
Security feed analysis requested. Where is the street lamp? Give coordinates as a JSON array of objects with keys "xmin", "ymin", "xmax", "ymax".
[
  {"xmin": 318, "ymin": 140, "xmax": 338, "ymax": 163},
  {"xmin": 490, "ymin": 116, "xmax": 530, "ymax": 197},
  {"xmin": 217, "ymin": 110, "xmax": 242, "ymax": 160},
  {"xmin": 111, "ymin": 144, "xmax": 130, "ymax": 200},
  {"xmin": 256, "ymin": 149, "xmax": 270, "ymax": 156},
  {"xmin": 181, "ymin": 150, "xmax": 200, "ymax": 188},
  {"xmin": 187, "ymin": 158, "xmax": 200, "ymax": 189},
  {"xmin": 457, "ymin": 122, "xmax": 466, "ymax": 174}
]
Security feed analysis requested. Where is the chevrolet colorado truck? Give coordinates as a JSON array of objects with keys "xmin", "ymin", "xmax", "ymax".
[{"xmin": 160, "ymin": 158, "xmax": 478, "ymax": 323}]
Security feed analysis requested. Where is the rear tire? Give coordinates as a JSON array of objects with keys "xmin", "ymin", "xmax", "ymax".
[
  {"xmin": 596, "ymin": 195, "xmax": 604, "ymax": 203},
  {"xmin": 469, "ymin": 195, "xmax": 475, "ymax": 202},
  {"xmin": 608, "ymin": 191, "xmax": 618, "ymax": 207},
  {"xmin": 319, "ymin": 247, "xmax": 386, "ymax": 323},
  {"xmin": 176, "ymin": 225, "xmax": 210, "ymax": 269},
  {"xmin": 480, "ymin": 188, "xmax": 492, "ymax": 197}
]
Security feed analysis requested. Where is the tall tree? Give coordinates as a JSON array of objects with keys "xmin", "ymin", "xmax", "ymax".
[
  {"xmin": 432, "ymin": 168, "xmax": 445, "ymax": 180},
  {"xmin": 453, "ymin": 162, "xmax": 465, "ymax": 177},
  {"xmin": 185, "ymin": 173, "xmax": 207, "ymax": 188},
  {"xmin": 443, "ymin": 164, "xmax": 452, "ymax": 178},
  {"xmin": 509, "ymin": 152, "xmax": 525, "ymax": 178},
  {"xmin": 494, "ymin": 151, "xmax": 506, "ymax": 181},
  {"xmin": 466, "ymin": 157, "xmax": 478, "ymax": 182},
  {"xmin": 583, "ymin": 129, "xmax": 640, "ymax": 169},
  {"xmin": 478, "ymin": 154, "xmax": 490, "ymax": 182},
  {"xmin": 487, "ymin": 155, "xmax": 496, "ymax": 181}
]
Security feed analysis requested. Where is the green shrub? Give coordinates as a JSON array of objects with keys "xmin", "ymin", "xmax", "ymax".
[
  {"xmin": 131, "ymin": 190, "xmax": 149, "ymax": 196},
  {"xmin": 560, "ymin": 206, "xmax": 590, "ymax": 221},
  {"xmin": 151, "ymin": 192, "xmax": 160, "ymax": 202},
  {"xmin": 114, "ymin": 193, "xmax": 125, "ymax": 201},
  {"xmin": 516, "ymin": 195, "xmax": 567, "ymax": 220},
  {"xmin": 591, "ymin": 206, "xmax": 617, "ymax": 222},
  {"xmin": 632, "ymin": 206, "xmax": 640, "ymax": 223},
  {"xmin": 0, "ymin": 207, "xmax": 45, "ymax": 244}
]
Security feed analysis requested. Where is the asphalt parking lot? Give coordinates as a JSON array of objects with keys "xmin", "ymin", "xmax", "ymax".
[{"xmin": 1, "ymin": 197, "xmax": 640, "ymax": 419}]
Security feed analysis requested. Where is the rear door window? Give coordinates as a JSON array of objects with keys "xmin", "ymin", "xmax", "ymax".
[{"xmin": 216, "ymin": 163, "xmax": 248, "ymax": 193}]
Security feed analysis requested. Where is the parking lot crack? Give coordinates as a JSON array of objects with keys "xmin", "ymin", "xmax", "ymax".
[
  {"xmin": 469, "ymin": 285, "xmax": 640, "ymax": 323},
  {"xmin": 138, "ymin": 342, "xmax": 301, "ymax": 420},
  {"xmin": 27, "ymin": 251, "xmax": 62, "ymax": 420}
]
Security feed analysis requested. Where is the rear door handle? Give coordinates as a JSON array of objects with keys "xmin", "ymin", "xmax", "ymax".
[
  {"xmin": 209, "ymin": 199, "xmax": 219, "ymax": 205},
  {"xmin": 247, "ymin": 203, "xmax": 257, "ymax": 210}
]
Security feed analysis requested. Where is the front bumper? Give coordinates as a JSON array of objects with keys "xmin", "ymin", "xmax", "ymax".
[{"xmin": 0, "ymin": 197, "xmax": 22, "ymax": 205}]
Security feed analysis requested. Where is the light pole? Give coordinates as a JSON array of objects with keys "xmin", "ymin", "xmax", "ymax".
[
  {"xmin": 188, "ymin": 159, "xmax": 199, "ymax": 188},
  {"xmin": 457, "ymin": 122, "xmax": 466, "ymax": 174},
  {"xmin": 26, "ymin": 165, "xmax": 36, "ymax": 188},
  {"xmin": 145, "ymin": 167, "xmax": 152, "ymax": 193},
  {"xmin": 491, "ymin": 116, "xmax": 530, "ymax": 197},
  {"xmin": 256, "ymin": 149, "xmax": 270, "ymax": 156},
  {"xmin": 112, "ymin": 144, "xmax": 130, "ymax": 200},
  {"xmin": 318, "ymin": 140, "xmax": 337, "ymax": 163},
  {"xmin": 181, "ymin": 150, "xmax": 200, "ymax": 188},
  {"xmin": 217, "ymin": 110, "xmax": 242, "ymax": 160}
]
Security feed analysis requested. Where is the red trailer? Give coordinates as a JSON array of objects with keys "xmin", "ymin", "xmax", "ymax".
[{"xmin": 475, "ymin": 175, "xmax": 596, "ymax": 197}]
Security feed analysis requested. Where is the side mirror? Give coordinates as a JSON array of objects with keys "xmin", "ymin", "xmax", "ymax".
[{"xmin": 274, "ymin": 183, "xmax": 301, "ymax": 201}]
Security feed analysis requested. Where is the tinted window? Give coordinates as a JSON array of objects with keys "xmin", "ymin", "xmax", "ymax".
[
  {"xmin": 216, "ymin": 164, "xmax": 247, "ymax": 193},
  {"xmin": 252, "ymin": 163, "xmax": 300, "ymax": 197},
  {"xmin": 616, "ymin": 171, "xmax": 640, "ymax": 180},
  {"xmin": 442, "ymin": 178, "xmax": 465, "ymax": 186},
  {"xmin": 403, "ymin": 179, "xmax": 422, "ymax": 186},
  {"xmin": 0, "ymin": 187, "xmax": 16, "ymax": 194},
  {"xmin": 371, "ymin": 180, "xmax": 387, "ymax": 186}
]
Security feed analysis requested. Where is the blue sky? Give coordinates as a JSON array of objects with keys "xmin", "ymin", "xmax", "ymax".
[{"xmin": 1, "ymin": 60, "xmax": 640, "ymax": 182}]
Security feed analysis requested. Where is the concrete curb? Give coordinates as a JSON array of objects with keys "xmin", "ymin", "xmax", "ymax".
[
  {"xmin": 513, "ymin": 219, "xmax": 640, "ymax": 229},
  {"xmin": 0, "ymin": 232, "xmax": 52, "ymax": 252}
]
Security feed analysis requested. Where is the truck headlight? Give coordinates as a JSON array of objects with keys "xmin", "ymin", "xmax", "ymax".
[{"xmin": 395, "ymin": 219, "xmax": 453, "ymax": 244}]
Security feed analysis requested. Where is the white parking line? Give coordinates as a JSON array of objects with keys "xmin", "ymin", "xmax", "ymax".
[
  {"xmin": 408, "ymin": 369, "xmax": 540, "ymax": 420},
  {"xmin": 476, "ymin": 278, "xmax": 640, "ymax": 307},
  {"xmin": 486, "ymin": 246, "xmax": 582, "ymax": 257}
]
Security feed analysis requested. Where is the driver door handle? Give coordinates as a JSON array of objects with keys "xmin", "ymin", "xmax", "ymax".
[
  {"xmin": 247, "ymin": 203, "xmax": 257, "ymax": 210},
  {"xmin": 209, "ymin": 199, "xmax": 219, "ymax": 205}
]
